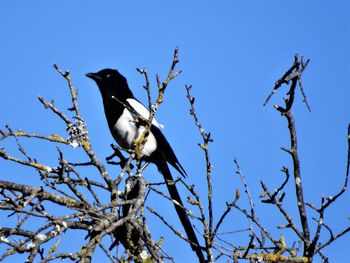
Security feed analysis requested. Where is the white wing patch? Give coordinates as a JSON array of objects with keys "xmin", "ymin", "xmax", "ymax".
[
  {"xmin": 126, "ymin": 98, "xmax": 164, "ymax": 129},
  {"xmin": 113, "ymin": 108, "xmax": 157, "ymax": 157}
]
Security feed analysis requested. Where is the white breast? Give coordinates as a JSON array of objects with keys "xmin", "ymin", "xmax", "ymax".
[{"xmin": 112, "ymin": 108, "xmax": 157, "ymax": 157}]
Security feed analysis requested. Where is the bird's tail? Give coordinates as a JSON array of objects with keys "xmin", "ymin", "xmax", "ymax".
[{"xmin": 155, "ymin": 155, "xmax": 205, "ymax": 262}]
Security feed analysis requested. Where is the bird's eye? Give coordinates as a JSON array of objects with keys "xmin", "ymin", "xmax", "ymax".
[{"xmin": 106, "ymin": 74, "xmax": 111, "ymax": 78}]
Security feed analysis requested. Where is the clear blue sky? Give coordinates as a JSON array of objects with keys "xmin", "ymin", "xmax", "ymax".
[{"xmin": 1, "ymin": 1, "xmax": 349, "ymax": 262}]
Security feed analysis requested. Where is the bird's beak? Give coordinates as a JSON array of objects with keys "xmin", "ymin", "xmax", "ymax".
[{"xmin": 85, "ymin": 72, "xmax": 102, "ymax": 82}]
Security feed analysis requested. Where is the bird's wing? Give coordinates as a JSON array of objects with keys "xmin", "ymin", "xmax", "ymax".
[
  {"xmin": 126, "ymin": 98, "xmax": 186, "ymax": 177},
  {"xmin": 126, "ymin": 98, "xmax": 164, "ymax": 129},
  {"xmin": 150, "ymin": 125, "xmax": 187, "ymax": 178}
]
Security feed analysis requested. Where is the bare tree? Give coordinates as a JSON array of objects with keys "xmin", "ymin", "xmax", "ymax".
[{"xmin": 0, "ymin": 49, "xmax": 349, "ymax": 262}]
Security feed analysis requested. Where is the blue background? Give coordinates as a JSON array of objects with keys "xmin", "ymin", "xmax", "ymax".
[{"xmin": 0, "ymin": 1, "xmax": 349, "ymax": 262}]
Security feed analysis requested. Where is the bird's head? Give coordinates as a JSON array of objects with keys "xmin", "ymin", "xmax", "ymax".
[{"xmin": 86, "ymin": 68, "xmax": 134, "ymax": 101}]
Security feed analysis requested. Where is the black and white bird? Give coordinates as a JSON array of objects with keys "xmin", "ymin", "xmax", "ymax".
[{"xmin": 86, "ymin": 68, "xmax": 204, "ymax": 261}]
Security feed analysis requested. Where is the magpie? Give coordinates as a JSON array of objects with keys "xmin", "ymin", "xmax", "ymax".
[{"xmin": 86, "ymin": 68, "xmax": 205, "ymax": 262}]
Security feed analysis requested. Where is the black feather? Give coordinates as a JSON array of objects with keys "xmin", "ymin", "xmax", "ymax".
[
  {"xmin": 150, "ymin": 125, "xmax": 187, "ymax": 177},
  {"xmin": 151, "ymin": 151, "xmax": 204, "ymax": 262}
]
